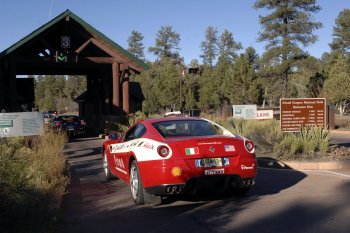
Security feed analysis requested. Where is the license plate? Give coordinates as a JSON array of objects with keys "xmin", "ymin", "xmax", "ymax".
[
  {"xmin": 195, "ymin": 158, "xmax": 229, "ymax": 168},
  {"xmin": 204, "ymin": 169, "xmax": 224, "ymax": 175},
  {"xmin": 67, "ymin": 125, "xmax": 74, "ymax": 131}
]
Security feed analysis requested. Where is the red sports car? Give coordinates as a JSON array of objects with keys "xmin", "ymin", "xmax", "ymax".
[{"xmin": 102, "ymin": 117, "xmax": 257, "ymax": 205}]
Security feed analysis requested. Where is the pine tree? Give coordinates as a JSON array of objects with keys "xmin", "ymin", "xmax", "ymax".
[
  {"xmin": 322, "ymin": 54, "xmax": 350, "ymax": 115},
  {"xmin": 200, "ymin": 26, "xmax": 218, "ymax": 66},
  {"xmin": 254, "ymin": 0, "xmax": 322, "ymax": 97},
  {"xmin": 223, "ymin": 53, "xmax": 260, "ymax": 105},
  {"xmin": 148, "ymin": 26, "xmax": 180, "ymax": 60},
  {"xmin": 127, "ymin": 30, "xmax": 145, "ymax": 61},
  {"xmin": 218, "ymin": 29, "xmax": 242, "ymax": 64},
  {"xmin": 199, "ymin": 67, "xmax": 216, "ymax": 110},
  {"xmin": 132, "ymin": 59, "xmax": 181, "ymax": 113},
  {"xmin": 329, "ymin": 8, "xmax": 350, "ymax": 55}
]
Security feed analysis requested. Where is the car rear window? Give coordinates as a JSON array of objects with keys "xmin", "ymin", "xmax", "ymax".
[{"xmin": 153, "ymin": 120, "xmax": 218, "ymax": 137}]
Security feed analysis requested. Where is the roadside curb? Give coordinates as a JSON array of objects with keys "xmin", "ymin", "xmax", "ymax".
[
  {"xmin": 330, "ymin": 130, "xmax": 350, "ymax": 135},
  {"xmin": 283, "ymin": 160, "xmax": 350, "ymax": 170},
  {"xmin": 257, "ymin": 158, "xmax": 350, "ymax": 171}
]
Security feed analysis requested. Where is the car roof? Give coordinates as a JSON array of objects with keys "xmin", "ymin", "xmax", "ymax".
[{"xmin": 141, "ymin": 117, "xmax": 203, "ymax": 124}]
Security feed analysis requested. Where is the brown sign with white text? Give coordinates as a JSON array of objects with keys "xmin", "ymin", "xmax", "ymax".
[{"xmin": 280, "ymin": 98, "xmax": 326, "ymax": 132}]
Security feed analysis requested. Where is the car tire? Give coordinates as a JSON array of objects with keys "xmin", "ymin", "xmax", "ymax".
[
  {"xmin": 130, "ymin": 160, "xmax": 145, "ymax": 205},
  {"xmin": 103, "ymin": 151, "xmax": 114, "ymax": 180}
]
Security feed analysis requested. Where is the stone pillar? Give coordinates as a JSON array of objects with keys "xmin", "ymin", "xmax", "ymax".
[{"xmin": 112, "ymin": 62, "xmax": 120, "ymax": 114}]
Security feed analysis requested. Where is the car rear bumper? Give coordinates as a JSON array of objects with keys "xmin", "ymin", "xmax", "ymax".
[{"xmin": 145, "ymin": 174, "xmax": 255, "ymax": 196}]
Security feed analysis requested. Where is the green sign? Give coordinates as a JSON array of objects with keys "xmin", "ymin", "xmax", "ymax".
[
  {"xmin": 0, "ymin": 120, "xmax": 13, "ymax": 128},
  {"xmin": 56, "ymin": 51, "xmax": 68, "ymax": 62},
  {"xmin": 55, "ymin": 51, "xmax": 77, "ymax": 63}
]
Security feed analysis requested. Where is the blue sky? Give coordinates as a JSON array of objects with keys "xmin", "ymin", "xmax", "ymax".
[{"xmin": 0, "ymin": 0, "xmax": 349, "ymax": 65}]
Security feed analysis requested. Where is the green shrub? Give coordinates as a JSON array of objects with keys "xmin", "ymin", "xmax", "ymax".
[{"xmin": 210, "ymin": 117, "xmax": 330, "ymax": 160}]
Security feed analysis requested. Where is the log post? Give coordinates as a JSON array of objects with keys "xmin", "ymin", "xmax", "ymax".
[
  {"xmin": 122, "ymin": 73, "xmax": 130, "ymax": 114},
  {"xmin": 112, "ymin": 62, "xmax": 120, "ymax": 114}
]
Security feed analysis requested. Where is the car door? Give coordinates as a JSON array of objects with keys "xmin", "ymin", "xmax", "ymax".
[{"xmin": 113, "ymin": 124, "xmax": 146, "ymax": 180}]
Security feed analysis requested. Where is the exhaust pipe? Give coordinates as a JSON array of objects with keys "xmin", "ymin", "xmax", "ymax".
[{"xmin": 165, "ymin": 185, "xmax": 183, "ymax": 194}]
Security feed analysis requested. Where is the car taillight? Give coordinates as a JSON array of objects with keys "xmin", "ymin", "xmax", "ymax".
[
  {"xmin": 244, "ymin": 140, "xmax": 255, "ymax": 153},
  {"xmin": 157, "ymin": 145, "xmax": 170, "ymax": 157},
  {"xmin": 55, "ymin": 121, "xmax": 61, "ymax": 126}
]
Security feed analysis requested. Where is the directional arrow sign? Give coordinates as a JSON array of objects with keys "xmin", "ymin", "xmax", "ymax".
[{"xmin": 56, "ymin": 51, "xmax": 68, "ymax": 62}]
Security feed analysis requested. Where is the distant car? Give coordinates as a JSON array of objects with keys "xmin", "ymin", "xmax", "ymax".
[
  {"xmin": 50, "ymin": 115, "xmax": 86, "ymax": 138},
  {"xmin": 42, "ymin": 113, "xmax": 54, "ymax": 125},
  {"xmin": 102, "ymin": 117, "xmax": 257, "ymax": 205}
]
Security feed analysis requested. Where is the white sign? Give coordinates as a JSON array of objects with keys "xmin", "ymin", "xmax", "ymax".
[
  {"xmin": 232, "ymin": 105, "xmax": 257, "ymax": 119},
  {"xmin": 0, "ymin": 112, "xmax": 44, "ymax": 137},
  {"xmin": 256, "ymin": 110, "xmax": 274, "ymax": 120}
]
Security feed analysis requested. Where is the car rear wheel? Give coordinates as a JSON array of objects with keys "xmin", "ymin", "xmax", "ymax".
[
  {"xmin": 103, "ymin": 151, "xmax": 113, "ymax": 180},
  {"xmin": 130, "ymin": 160, "xmax": 145, "ymax": 205}
]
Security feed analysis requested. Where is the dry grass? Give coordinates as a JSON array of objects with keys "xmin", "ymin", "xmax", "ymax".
[{"xmin": 0, "ymin": 130, "xmax": 68, "ymax": 233}]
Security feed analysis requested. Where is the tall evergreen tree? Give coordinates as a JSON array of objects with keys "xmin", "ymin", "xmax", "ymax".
[
  {"xmin": 329, "ymin": 8, "xmax": 350, "ymax": 55},
  {"xmin": 127, "ymin": 30, "xmax": 145, "ymax": 61},
  {"xmin": 200, "ymin": 26, "xmax": 218, "ymax": 66},
  {"xmin": 189, "ymin": 59, "xmax": 200, "ymax": 68},
  {"xmin": 254, "ymin": 0, "xmax": 322, "ymax": 97},
  {"xmin": 132, "ymin": 59, "xmax": 180, "ymax": 113},
  {"xmin": 218, "ymin": 29, "xmax": 242, "ymax": 63},
  {"xmin": 35, "ymin": 75, "xmax": 66, "ymax": 111},
  {"xmin": 322, "ymin": 54, "xmax": 350, "ymax": 115},
  {"xmin": 183, "ymin": 75, "xmax": 200, "ymax": 110},
  {"xmin": 148, "ymin": 26, "xmax": 180, "ymax": 60},
  {"xmin": 292, "ymin": 56, "xmax": 323, "ymax": 97},
  {"xmin": 223, "ymin": 53, "xmax": 260, "ymax": 105},
  {"xmin": 64, "ymin": 75, "xmax": 87, "ymax": 100},
  {"xmin": 199, "ymin": 67, "xmax": 220, "ymax": 110}
]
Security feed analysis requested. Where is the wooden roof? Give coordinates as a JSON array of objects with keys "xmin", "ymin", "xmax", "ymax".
[{"xmin": 0, "ymin": 9, "xmax": 148, "ymax": 72}]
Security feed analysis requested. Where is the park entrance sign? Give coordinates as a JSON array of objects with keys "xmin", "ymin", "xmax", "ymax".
[
  {"xmin": 0, "ymin": 112, "xmax": 44, "ymax": 137},
  {"xmin": 280, "ymin": 98, "xmax": 326, "ymax": 132}
]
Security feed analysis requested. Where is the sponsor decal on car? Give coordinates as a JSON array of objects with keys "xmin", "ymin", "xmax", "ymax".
[
  {"xmin": 109, "ymin": 138, "xmax": 173, "ymax": 161},
  {"xmin": 224, "ymin": 145, "xmax": 235, "ymax": 152},
  {"xmin": 198, "ymin": 141, "xmax": 222, "ymax": 145},
  {"xmin": 241, "ymin": 164, "xmax": 255, "ymax": 170},
  {"xmin": 185, "ymin": 147, "xmax": 199, "ymax": 155},
  {"xmin": 204, "ymin": 168, "xmax": 225, "ymax": 175},
  {"xmin": 142, "ymin": 142, "xmax": 154, "ymax": 150},
  {"xmin": 110, "ymin": 141, "xmax": 142, "ymax": 153}
]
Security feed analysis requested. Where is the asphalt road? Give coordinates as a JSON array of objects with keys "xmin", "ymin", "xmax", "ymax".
[
  {"xmin": 330, "ymin": 130, "xmax": 350, "ymax": 147},
  {"xmin": 62, "ymin": 137, "xmax": 350, "ymax": 233}
]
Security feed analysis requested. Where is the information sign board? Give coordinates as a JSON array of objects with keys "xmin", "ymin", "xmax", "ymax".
[
  {"xmin": 232, "ymin": 105, "xmax": 257, "ymax": 119},
  {"xmin": 280, "ymin": 98, "xmax": 326, "ymax": 132},
  {"xmin": 0, "ymin": 112, "xmax": 44, "ymax": 137}
]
